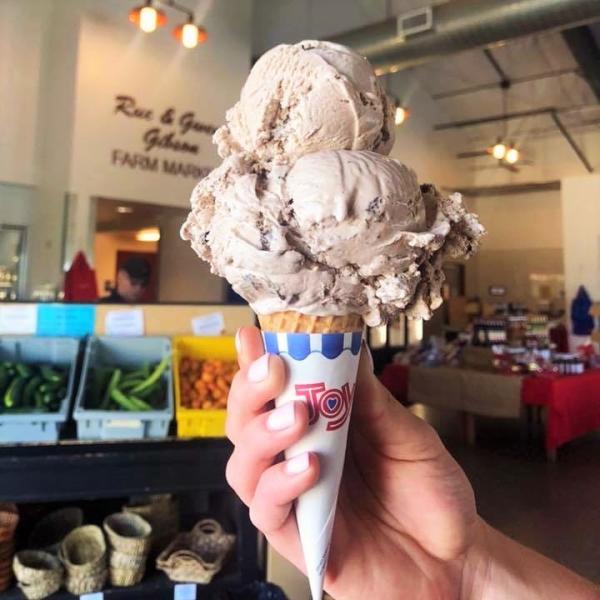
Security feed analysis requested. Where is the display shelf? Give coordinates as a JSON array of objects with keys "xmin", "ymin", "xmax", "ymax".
[
  {"xmin": 0, "ymin": 438, "xmax": 232, "ymax": 503},
  {"xmin": 1, "ymin": 568, "xmax": 243, "ymax": 600}
]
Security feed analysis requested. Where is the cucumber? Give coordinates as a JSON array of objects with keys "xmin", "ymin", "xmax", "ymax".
[
  {"xmin": 40, "ymin": 365, "xmax": 63, "ymax": 383},
  {"xmin": 4, "ymin": 377, "xmax": 26, "ymax": 409},
  {"xmin": 23, "ymin": 376, "xmax": 43, "ymax": 406},
  {"xmin": 15, "ymin": 363, "xmax": 33, "ymax": 378}
]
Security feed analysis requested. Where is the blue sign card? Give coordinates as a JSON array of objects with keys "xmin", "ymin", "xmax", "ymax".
[{"xmin": 36, "ymin": 304, "xmax": 97, "ymax": 337}]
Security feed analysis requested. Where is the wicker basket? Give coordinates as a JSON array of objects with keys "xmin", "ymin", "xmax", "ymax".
[
  {"xmin": 108, "ymin": 550, "xmax": 147, "ymax": 587},
  {"xmin": 13, "ymin": 550, "xmax": 63, "ymax": 600},
  {"xmin": 0, "ymin": 503, "xmax": 18, "ymax": 592},
  {"xmin": 156, "ymin": 519, "xmax": 235, "ymax": 584},
  {"xmin": 29, "ymin": 507, "xmax": 84, "ymax": 555},
  {"xmin": 123, "ymin": 495, "xmax": 179, "ymax": 555},
  {"xmin": 103, "ymin": 513, "xmax": 152, "ymax": 556},
  {"xmin": 103, "ymin": 512, "xmax": 152, "ymax": 587},
  {"xmin": 0, "ymin": 503, "xmax": 19, "ymax": 540},
  {"xmin": 59, "ymin": 525, "xmax": 107, "ymax": 595}
]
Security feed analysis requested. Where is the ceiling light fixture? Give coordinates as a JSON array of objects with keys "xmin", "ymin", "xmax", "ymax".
[
  {"xmin": 172, "ymin": 19, "xmax": 208, "ymax": 49},
  {"xmin": 129, "ymin": 1, "xmax": 207, "ymax": 48},
  {"xmin": 505, "ymin": 147, "xmax": 520, "ymax": 164},
  {"xmin": 129, "ymin": 1, "xmax": 167, "ymax": 33},
  {"xmin": 394, "ymin": 105, "xmax": 409, "ymax": 126},
  {"xmin": 491, "ymin": 141, "xmax": 507, "ymax": 160},
  {"xmin": 136, "ymin": 228, "xmax": 161, "ymax": 242}
]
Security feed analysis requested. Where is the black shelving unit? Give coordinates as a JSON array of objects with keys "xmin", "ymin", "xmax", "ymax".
[
  {"xmin": 0, "ymin": 438, "xmax": 262, "ymax": 598},
  {"xmin": 0, "ymin": 438, "xmax": 232, "ymax": 502}
]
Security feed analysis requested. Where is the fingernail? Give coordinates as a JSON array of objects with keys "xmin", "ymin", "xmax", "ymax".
[
  {"xmin": 267, "ymin": 402, "xmax": 296, "ymax": 431},
  {"xmin": 362, "ymin": 340, "xmax": 374, "ymax": 372},
  {"xmin": 285, "ymin": 452, "xmax": 310, "ymax": 475},
  {"xmin": 235, "ymin": 328, "xmax": 242, "ymax": 354},
  {"xmin": 248, "ymin": 353, "xmax": 270, "ymax": 383}
]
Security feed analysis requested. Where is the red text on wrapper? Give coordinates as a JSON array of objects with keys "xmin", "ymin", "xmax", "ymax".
[{"xmin": 294, "ymin": 382, "xmax": 355, "ymax": 431}]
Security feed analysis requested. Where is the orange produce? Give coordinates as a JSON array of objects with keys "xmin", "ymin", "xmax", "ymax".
[{"xmin": 179, "ymin": 357, "xmax": 237, "ymax": 409}]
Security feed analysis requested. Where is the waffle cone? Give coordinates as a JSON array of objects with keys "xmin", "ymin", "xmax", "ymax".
[{"xmin": 258, "ymin": 312, "xmax": 363, "ymax": 333}]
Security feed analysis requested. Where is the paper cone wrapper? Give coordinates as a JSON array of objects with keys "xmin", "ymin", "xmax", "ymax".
[{"xmin": 260, "ymin": 312, "xmax": 363, "ymax": 600}]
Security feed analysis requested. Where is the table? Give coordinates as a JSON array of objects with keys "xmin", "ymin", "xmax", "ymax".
[
  {"xmin": 379, "ymin": 364, "xmax": 600, "ymax": 459},
  {"xmin": 522, "ymin": 371, "xmax": 600, "ymax": 458}
]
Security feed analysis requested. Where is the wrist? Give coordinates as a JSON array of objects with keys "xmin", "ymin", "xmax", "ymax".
[
  {"xmin": 460, "ymin": 517, "xmax": 492, "ymax": 600},
  {"xmin": 460, "ymin": 517, "xmax": 598, "ymax": 600}
]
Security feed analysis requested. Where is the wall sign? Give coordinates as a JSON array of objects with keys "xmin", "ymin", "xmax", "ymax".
[{"xmin": 111, "ymin": 94, "xmax": 214, "ymax": 179}]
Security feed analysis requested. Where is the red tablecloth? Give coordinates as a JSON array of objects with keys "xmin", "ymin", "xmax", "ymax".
[{"xmin": 522, "ymin": 371, "xmax": 600, "ymax": 450}]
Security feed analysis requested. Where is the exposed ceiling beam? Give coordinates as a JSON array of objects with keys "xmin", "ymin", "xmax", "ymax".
[
  {"xmin": 562, "ymin": 26, "xmax": 600, "ymax": 101},
  {"xmin": 431, "ymin": 68, "xmax": 580, "ymax": 100},
  {"xmin": 550, "ymin": 111, "xmax": 594, "ymax": 172},
  {"xmin": 455, "ymin": 181, "xmax": 561, "ymax": 197},
  {"xmin": 482, "ymin": 48, "xmax": 510, "ymax": 89},
  {"xmin": 436, "ymin": 107, "xmax": 595, "ymax": 172},
  {"xmin": 433, "ymin": 104, "xmax": 597, "ymax": 129},
  {"xmin": 434, "ymin": 107, "xmax": 555, "ymax": 130}
]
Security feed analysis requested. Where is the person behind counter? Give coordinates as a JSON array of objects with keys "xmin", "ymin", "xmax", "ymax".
[{"xmin": 100, "ymin": 256, "xmax": 150, "ymax": 303}]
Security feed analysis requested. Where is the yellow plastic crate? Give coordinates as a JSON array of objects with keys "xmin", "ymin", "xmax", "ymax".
[{"xmin": 172, "ymin": 335, "xmax": 237, "ymax": 438}]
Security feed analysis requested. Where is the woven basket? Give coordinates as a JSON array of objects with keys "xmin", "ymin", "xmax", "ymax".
[
  {"xmin": 0, "ymin": 503, "xmax": 19, "ymax": 541},
  {"xmin": 29, "ymin": 507, "xmax": 84, "ymax": 555},
  {"xmin": 13, "ymin": 550, "xmax": 63, "ymax": 600},
  {"xmin": 59, "ymin": 525, "xmax": 107, "ymax": 595},
  {"xmin": 123, "ymin": 495, "xmax": 179, "ymax": 555},
  {"xmin": 103, "ymin": 513, "xmax": 152, "ymax": 556},
  {"xmin": 156, "ymin": 519, "xmax": 235, "ymax": 584},
  {"xmin": 108, "ymin": 551, "xmax": 147, "ymax": 587},
  {"xmin": 0, "ymin": 505, "xmax": 18, "ymax": 592}
]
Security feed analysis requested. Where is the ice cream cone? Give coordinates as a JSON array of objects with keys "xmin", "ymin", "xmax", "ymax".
[{"xmin": 259, "ymin": 312, "xmax": 363, "ymax": 600}]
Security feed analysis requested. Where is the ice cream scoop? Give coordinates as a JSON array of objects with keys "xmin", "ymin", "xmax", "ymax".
[
  {"xmin": 213, "ymin": 40, "xmax": 395, "ymax": 164},
  {"xmin": 181, "ymin": 149, "xmax": 483, "ymax": 327},
  {"xmin": 182, "ymin": 38, "xmax": 484, "ymax": 600}
]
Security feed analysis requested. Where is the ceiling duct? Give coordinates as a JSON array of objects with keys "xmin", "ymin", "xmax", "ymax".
[{"xmin": 328, "ymin": 0, "xmax": 600, "ymax": 75}]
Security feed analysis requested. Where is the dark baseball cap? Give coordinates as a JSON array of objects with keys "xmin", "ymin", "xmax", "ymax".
[{"xmin": 120, "ymin": 256, "xmax": 151, "ymax": 285}]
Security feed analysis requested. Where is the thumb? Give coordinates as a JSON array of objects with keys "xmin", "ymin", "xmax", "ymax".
[{"xmin": 351, "ymin": 344, "xmax": 442, "ymax": 460}]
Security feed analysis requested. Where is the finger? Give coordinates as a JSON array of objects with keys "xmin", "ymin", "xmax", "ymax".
[
  {"xmin": 249, "ymin": 452, "xmax": 320, "ymax": 534},
  {"xmin": 352, "ymin": 343, "xmax": 442, "ymax": 460},
  {"xmin": 226, "ymin": 352, "xmax": 287, "ymax": 443},
  {"xmin": 226, "ymin": 401, "xmax": 309, "ymax": 504},
  {"xmin": 236, "ymin": 326, "xmax": 264, "ymax": 369}
]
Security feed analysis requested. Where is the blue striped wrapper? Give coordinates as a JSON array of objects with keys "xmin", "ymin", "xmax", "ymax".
[{"xmin": 262, "ymin": 331, "xmax": 363, "ymax": 361}]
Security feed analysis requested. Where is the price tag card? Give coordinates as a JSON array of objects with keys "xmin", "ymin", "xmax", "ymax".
[
  {"xmin": 105, "ymin": 309, "xmax": 144, "ymax": 336},
  {"xmin": 37, "ymin": 304, "xmax": 96, "ymax": 337},
  {"xmin": 0, "ymin": 304, "xmax": 37, "ymax": 335},
  {"xmin": 174, "ymin": 583, "xmax": 197, "ymax": 600},
  {"xmin": 191, "ymin": 312, "xmax": 225, "ymax": 336},
  {"xmin": 80, "ymin": 593, "xmax": 103, "ymax": 600}
]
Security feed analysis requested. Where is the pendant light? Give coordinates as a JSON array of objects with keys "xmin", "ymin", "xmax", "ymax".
[
  {"xmin": 172, "ymin": 18, "xmax": 208, "ymax": 49},
  {"xmin": 129, "ymin": 1, "xmax": 167, "ymax": 33}
]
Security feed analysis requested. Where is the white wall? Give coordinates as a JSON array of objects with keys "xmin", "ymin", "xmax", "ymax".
[
  {"xmin": 561, "ymin": 174, "xmax": 600, "ymax": 303},
  {"xmin": 0, "ymin": 183, "xmax": 35, "ymax": 226},
  {"xmin": 0, "ymin": 0, "xmax": 253, "ymax": 295},
  {"xmin": 464, "ymin": 190, "xmax": 565, "ymax": 309},
  {"xmin": 67, "ymin": 0, "xmax": 252, "ymax": 262},
  {"xmin": 472, "ymin": 191, "xmax": 562, "ymax": 251},
  {"xmin": 0, "ymin": 0, "xmax": 49, "ymax": 186}
]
